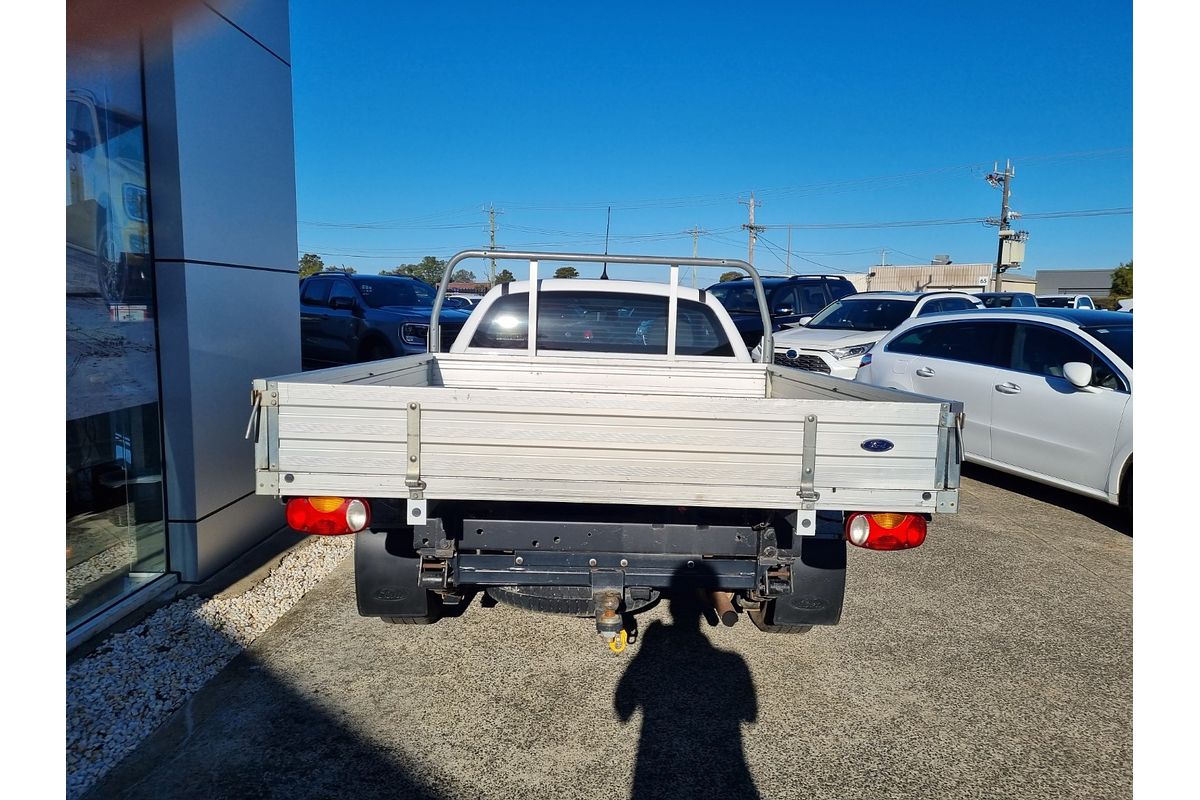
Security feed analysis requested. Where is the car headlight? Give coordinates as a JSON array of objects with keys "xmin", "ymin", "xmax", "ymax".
[
  {"xmin": 401, "ymin": 323, "xmax": 429, "ymax": 346},
  {"xmin": 828, "ymin": 342, "xmax": 876, "ymax": 360}
]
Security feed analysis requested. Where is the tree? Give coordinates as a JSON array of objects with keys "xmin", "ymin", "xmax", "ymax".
[
  {"xmin": 324, "ymin": 265, "xmax": 356, "ymax": 274},
  {"xmin": 719, "ymin": 271, "xmax": 741, "ymax": 282},
  {"xmin": 298, "ymin": 253, "xmax": 324, "ymax": 279},
  {"xmin": 554, "ymin": 266, "xmax": 580, "ymax": 279},
  {"xmin": 1110, "ymin": 260, "xmax": 1132, "ymax": 299},
  {"xmin": 495, "ymin": 269, "xmax": 516, "ymax": 284},
  {"xmin": 451, "ymin": 269, "xmax": 477, "ymax": 283},
  {"xmin": 381, "ymin": 256, "xmax": 445, "ymax": 285}
]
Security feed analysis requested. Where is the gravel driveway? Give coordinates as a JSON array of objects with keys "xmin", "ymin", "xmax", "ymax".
[{"xmin": 83, "ymin": 465, "xmax": 1132, "ymax": 800}]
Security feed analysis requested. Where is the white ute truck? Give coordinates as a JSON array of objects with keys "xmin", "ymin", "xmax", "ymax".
[{"xmin": 248, "ymin": 251, "xmax": 962, "ymax": 651}]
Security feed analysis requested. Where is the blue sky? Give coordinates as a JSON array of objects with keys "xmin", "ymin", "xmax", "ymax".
[{"xmin": 289, "ymin": 1, "xmax": 1132, "ymax": 282}]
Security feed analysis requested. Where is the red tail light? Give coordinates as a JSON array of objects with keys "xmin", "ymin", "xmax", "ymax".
[
  {"xmin": 286, "ymin": 497, "xmax": 371, "ymax": 535},
  {"xmin": 845, "ymin": 512, "xmax": 926, "ymax": 550}
]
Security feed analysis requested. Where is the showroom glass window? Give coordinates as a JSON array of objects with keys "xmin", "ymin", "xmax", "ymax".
[{"xmin": 67, "ymin": 32, "xmax": 167, "ymax": 629}]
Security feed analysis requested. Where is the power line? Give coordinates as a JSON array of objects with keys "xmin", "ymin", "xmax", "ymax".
[
  {"xmin": 488, "ymin": 148, "xmax": 1130, "ymax": 212},
  {"xmin": 300, "ymin": 206, "xmax": 1132, "ymax": 262},
  {"xmin": 299, "ymin": 206, "xmax": 482, "ymax": 229},
  {"xmin": 297, "ymin": 149, "xmax": 1132, "ymax": 228},
  {"xmin": 754, "ymin": 232, "xmax": 791, "ymax": 270},
  {"xmin": 756, "ymin": 233, "xmax": 858, "ymax": 273},
  {"xmin": 884, "ymin": 247, "xmax": 932, "ymax": 263},
  {"xmin": 759, "ymin": 207, "xmax": 1130, "ymax": 231}
]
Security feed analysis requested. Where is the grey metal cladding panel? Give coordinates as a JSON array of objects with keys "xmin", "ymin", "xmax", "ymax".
[
  {"xmin": 180, "ymin": 262, "xmax": 301, "ymax": 517},
  {"xmin": 205, "ymin": 0, "xmax": 291, "ymax": 64},
  {"xmin": 154, "ymin": 261, "xmax": 199, "ymax": 521},
  {"xmin": 171, "ymin": 14, "xmax": 298, "ymax": 269},
  {"xmin": 143, "ymin": 31, "xmax": 185, "ymax": 265},
  {"xmin": 169, "ymin": 493, "xmax": 286, "ymax": 582}
]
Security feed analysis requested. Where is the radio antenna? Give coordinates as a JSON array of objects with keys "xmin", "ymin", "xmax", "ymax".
[{"xmin": 600, "ymin": 206, "xmax": 611, "ymax": 280}]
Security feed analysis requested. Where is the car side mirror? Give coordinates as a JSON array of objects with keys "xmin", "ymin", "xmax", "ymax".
[
  {"xmin": 773, "ymin": 305, "xmax": 795, "ymax": 316},
  {"xmin": 796, "ymin": 316, "xmax": 812, "ymax": 327},
  {"xmin": 1062, "ymin": 361, "xmax": 1093, "ymax": 389},
  {"xmin": 329, "ymin": 296, "xmax": 356, "ymax": 311}
]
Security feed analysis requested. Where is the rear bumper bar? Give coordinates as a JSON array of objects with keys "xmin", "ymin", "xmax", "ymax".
[{"xmin": 356, "ymin": 503, "xmax": 847, "ymax": 626}]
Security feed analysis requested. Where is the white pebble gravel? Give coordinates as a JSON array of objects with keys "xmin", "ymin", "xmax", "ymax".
[
  {"xmin": 66, "ymin": 538, "xmax": 136, "ymax": 606},
  {"xmin": 66, "ymin": 536, "xmax": 354, "ymax": 800}
]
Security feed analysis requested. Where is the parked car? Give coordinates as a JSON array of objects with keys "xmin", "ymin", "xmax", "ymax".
[
  {"xmin": 707, "ymin": 274, "xmax": 857, "ymax": 349},
  {"xmin": 756, "ymin": 291, "xmax": 984, "ymax": 379},
  {"xmin": 443, "ymin": 294, "xmax": 483, "ymax": 311},
  {"xmin": 1037, "ymin": 294, "xmax": 1095, "ymax": 309},
  {"xmin": 1117, "ymin": 298, "xmax": 1133, "ymax": 313},
  {"xmin": 299, "ymin": 272, "xmax": 471, "ymax": 368},
  {"xmin": 854, "ymin": 308, "xmax": 1132, "ymax": 507},
  {"xmin": 974, "ymin": 291, "xmax": 1038, "ymax": 308}
]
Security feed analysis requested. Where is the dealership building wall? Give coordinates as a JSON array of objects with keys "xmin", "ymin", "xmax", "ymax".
[
  {"xmin": 67, "ymin": 0, "xmax": 299, "ymax": 644},
  {"xmin": 1035, "ymin": 269, "xmax": 1116, "ymax": 297}
]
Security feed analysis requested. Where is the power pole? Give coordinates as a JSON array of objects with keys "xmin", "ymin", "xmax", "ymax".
[
  {"xmin": 786, "ymin": 225, "xmax": 792, "ymax": 275},
  {"xmin": 688, "ymin": 226, "xmax": 705, "ymax": 287},
  {"xmin": 485, "ymin": 204, "xmax": 504, "ymax": 284},
  {"xmin": 739, "ymin": 192, "xmax": 764, "ymax": 267},
  {"xmin": 986, "ymin": 161, "xmax": 1014, "ymax": 292}
]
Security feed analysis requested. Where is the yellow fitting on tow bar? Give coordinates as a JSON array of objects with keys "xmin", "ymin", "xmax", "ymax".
[{"xmin": 608, "ymin": 629, "xmax": 629, "ymax": 654}]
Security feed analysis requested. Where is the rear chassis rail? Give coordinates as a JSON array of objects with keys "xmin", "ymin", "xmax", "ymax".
[{"xmin": 355, "ymin": 501, "xmax": 847, "ymax": 628}]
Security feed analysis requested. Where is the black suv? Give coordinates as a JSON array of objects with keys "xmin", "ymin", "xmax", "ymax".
[
  {"xmin": 707, "ymin": 274, "xmax": 857, "ymax": 348},
  {"xmin": 299, "ymin": 272, "xmax": 471, "ymax": 368}
]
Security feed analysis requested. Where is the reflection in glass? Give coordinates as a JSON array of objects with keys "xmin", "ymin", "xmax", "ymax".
[{"xmin": 67, "ymin": 30, "xmax": 167, "ymax": 629}]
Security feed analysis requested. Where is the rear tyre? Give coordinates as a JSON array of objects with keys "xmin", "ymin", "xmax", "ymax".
[{"xmin": 747, "ymin": 601, "xmax": 813, "ymax": 634}]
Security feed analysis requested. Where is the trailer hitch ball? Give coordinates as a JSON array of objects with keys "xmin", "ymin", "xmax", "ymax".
[{"xmin": 595, "ymin": 591, "xmax": 625, "ymax": 651}]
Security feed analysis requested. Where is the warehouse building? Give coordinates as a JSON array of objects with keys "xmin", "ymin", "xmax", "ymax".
[{"xmin": 845, "ymin": 263, "xmax": 1033, "ymax": 293}]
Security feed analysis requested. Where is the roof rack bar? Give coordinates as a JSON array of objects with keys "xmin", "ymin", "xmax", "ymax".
[{"xmin": 428, "ymin": 250, "xmax": 774, "ymax": 362}]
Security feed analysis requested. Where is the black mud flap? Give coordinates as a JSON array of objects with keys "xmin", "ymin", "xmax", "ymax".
[
  {"xmin": 355, "ymin": 529, "xmax": 437, "ymax": 619},
  {"xmin": 772, "ymin": 537, "xmax": 846, "ymax": 626}
]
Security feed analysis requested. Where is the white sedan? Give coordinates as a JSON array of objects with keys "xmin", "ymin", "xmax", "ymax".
[{"xmin": 854, "ymin": 308, "xmax": 1132, "ymax": 506}]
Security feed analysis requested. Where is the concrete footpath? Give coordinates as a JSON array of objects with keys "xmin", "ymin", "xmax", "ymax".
[{"xmin": 85, "ymin": 466, "xmax": 1132, "ymax": 800}]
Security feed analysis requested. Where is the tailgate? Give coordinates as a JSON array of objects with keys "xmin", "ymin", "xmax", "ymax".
[{"xmin": 249, "ymin": 377, "xmax": 962, "ymax": 520}]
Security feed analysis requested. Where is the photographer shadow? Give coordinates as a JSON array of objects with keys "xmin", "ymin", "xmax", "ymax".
[{"xmin": 615, "ymin": 564, "xmax": 761, "ymax": 800}]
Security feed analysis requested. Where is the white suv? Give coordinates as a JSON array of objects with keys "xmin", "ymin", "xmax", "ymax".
[
  {"xmin": 755, "ymin": 291, "xmax": 983, "ymax": 379},
  {"xmin": 854, "ymin": 308, "xmax": 1132, "ymax": 506}
]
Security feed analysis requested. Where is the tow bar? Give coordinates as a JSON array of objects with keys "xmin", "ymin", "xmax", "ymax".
[{"xmin": 595, "ymin": 590, "xmax": 627, "ymax": 652}]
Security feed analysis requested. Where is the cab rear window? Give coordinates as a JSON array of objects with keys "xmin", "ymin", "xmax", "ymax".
[{"xmin": 470, "ymin": 291, "xmax": 734, "ymax": 356}]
